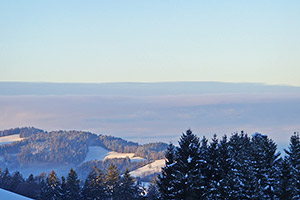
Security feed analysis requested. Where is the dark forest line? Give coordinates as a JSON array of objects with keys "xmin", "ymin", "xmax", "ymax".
[{"xmin": 154, "ymin": 130, "xmax": 300, "ymax": 200}]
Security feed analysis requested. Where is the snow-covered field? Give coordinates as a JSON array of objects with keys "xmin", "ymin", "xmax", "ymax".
[
  {"xmin": 104, "ymin": 151, "xmax": 144, "ymax": 161},
  {"xmin": 0, "ymin": 189, "xmax": 33, "ymax": 200},
  {"xmin": 83, "ymin": 146, "xmax": 145, "ymax": 163},
  {"xmin": 0, "ymin": 134, "xmax": 23, "ymax": 145},
  {"xmin": 130, "ymin": 159, "xmax": 165, "ymax": 177}
]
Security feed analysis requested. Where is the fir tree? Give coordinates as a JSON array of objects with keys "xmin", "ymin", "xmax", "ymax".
[
  {"xmin": 278, "ymin": 157, "xmax": 293, "ymax": 200},
  {"xmin": 23, "ymin": 174, "xmax": 41, "ymax": 199},
  {"xmin": 197, "ymin": 136, "xmax": 210, "ymax": 199},
  {"xmin": 119, "ymin": 168, "xmax": 140, "ymax": 200},
  {"xmin": 157, "ymin": 143, "xmax": 176, "ymax": 199},
  {"xmin": 39, "ymin": 171, "xmax": 61, "ymax": 200},
  {"xmin": 250, "ymin": 133, "xmax": 280, "ymax": 199},
  {"xmin": 60, "ymin": 176, "xmax": 67, "ymax": 200},
  {"xmin": 173, "ymin": 129, "xmax": 201, "ymax": 200},
  {"xmin": 206, "ymin": 134, "xmax": 220, "ymax": 199},
  {"xmin": 66, "ymin": 168, "xmax": 81, "ymax": 200},
  {"xmin": 215, "ymin": 135, "xmax": 235, "ymax": 199},
  {"xmin": 0, "ymin": 168, "xmax": 11, "ymax": 191},
  {"xmin": 10, "ymin": 171, "xmax": 24, "ymax": 192},
  {"xmin": 285, "ymin": 132, "xmax": 300, "ymax": 199},
  {"xmin": 104, "ymin": 164, "xmax": 120, "ymax": 199},
  {"xmin": 82, "ymin": 166, "xmax": 106, "ymax": 200},
  {"xmin": 37, "ymin": 175, "xmax": 47, "ymax": 200},
  {"xmin": 228, "ymin": 132, "xmax": 255, "ymax": 199},
  {"xmin": 147, "ymin": 178, "xmax": 160, "ymax": 200}
]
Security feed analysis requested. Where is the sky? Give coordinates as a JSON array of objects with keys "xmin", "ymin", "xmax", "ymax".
[{"xmin": 1, "ymin": 1, "xmax": 300, "ymax": 85}]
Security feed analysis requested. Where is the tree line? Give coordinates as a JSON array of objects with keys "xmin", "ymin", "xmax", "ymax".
[
  {"xmin": 153, "ymin": 130, "xmax": 300, "ymax": 200},
  {"xmin": 0, "ymin": 164, "xmax": 144, "ymax": 200},
  {"xmin": 77, "ymin": 157, "xmax": 149, "ymax": 180},
  {"xmin": 0, "ymin": 127, "xmax": 44, "ymax": 137},
  {"xmin": 2, "ymin": 129, "xmax": 300, "ymax": 199}
]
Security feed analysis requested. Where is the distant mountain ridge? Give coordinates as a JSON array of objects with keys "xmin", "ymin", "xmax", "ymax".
[{"xmin": 1, "ymin": 81, "xmax": 300, "ymax": 96}]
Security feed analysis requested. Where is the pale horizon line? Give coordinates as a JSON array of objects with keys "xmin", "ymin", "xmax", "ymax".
[{"xmin": 1, "ymin": 80, "xmax": 299, "ymax": 87}]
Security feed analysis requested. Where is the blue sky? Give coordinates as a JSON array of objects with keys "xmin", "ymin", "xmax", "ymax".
[{"xmin": 1, "ymin": 1, "xmax": 300, "ymax": 85}]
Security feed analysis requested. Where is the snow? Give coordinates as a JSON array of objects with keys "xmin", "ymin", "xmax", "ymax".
[
  {"xmin": 0, "ymin": 188, "xmax": 33, "ymax": 200},
  {"xmin": 141, "ymin": 181, "xmax": 150, "ymax": 188},
  {"xmin": 104, "ymin": 151, "xmax": 144, "ymax": 161},
  {"xmin": 130, "ymin": 159, "xmax": 165, "ymax": 177},
  {"xmin": 252, "ymin": 132, "xmax": 267, "ymax": 138},
  {"xmin": 83, "ymin": 146, "xmax": 111, "ymax": 162},
  {"xmin": 83, "ymin": 146, "xmax": 144, "ymax": 163},
  {"xmin": 0, "ymin": 134, "xmax": 24, "ymax": 145}
]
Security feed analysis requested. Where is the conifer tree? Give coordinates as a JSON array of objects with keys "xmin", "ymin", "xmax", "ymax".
[
  {"xmin": 27, "ymin": 174, "xmax": 41, "ymax": 199},
  {"xmin": 173, "ymin": 129, "xmax": 201, "ymax": 200},
  {"xmin": 0, "ymin": 168, "xmax": 11, "ymax": 190},
  {"xmin": 20, "ymin": 174, "xmax": 39, "ymax": 199},
  {"xmin": 278, "ymin": 157, "xmax": 293, "ymax": 200},
  {"xmin": 82, "ymin": 166, "xmax": 106, "ymax": 200},
  {"xmin": 37, "ymin": 175, "xmax": 47, "ymax": 200},
  {"xmin": 215, "ymin": 135, "xmax": 235, "ymax": 199},
  {"xmin": 10, "ymin": 171, "xmax": 24, "ymax": 192},
  {"xmin": 147, "ymin": 178, "xmax": 160, "ymax": 200},
  {"xmin": 285, "ymin": 132, "xmax": 300, "ymax": 199},
  {"xmin": 197, "ymin": 136, "xmax": 210, "ymax": 199},
  {"xmin": 60, "ymin": 176, "xmax": 67, "ymax": 200},
  {"xmin": 104, "ymin": 164, "xmax": 120, "ymax": 199},
  {"xmin": 39, "ymin": 171, "xmax": 61, "ymax": 200},
  {"xmin": 66, "ymin": 168, "xmax": 81, "ymax": 200},
  {"xmin": 157, "ymin": 143, "xmax": 176, "ymax": 199},
  {"xmin": 250, "ymin": 133, "xmax": 280, "ymax": 199},
  {"xmin": 206, "ymin": 134, "xmax": 220, "ymax": 199},
  {"xmin": 228, "ymin": 132, "xmax": 255, "ymax": 199},
  {"xmin": 119, "ymin": 168, "xmax": 140, "ymax": 200}
]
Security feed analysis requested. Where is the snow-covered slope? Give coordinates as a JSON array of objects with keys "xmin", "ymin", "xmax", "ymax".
[
  {"xmin": 130, "ymin": 159, "xmax": 165, "ymax": 177},
  {"xmin": 83, "ymin": 146, "xmax": 111, "ymax": 162},
  {"xmin": 84, "ymin": 146, "xmax": 144, "ymax": 163},
  {"xmin": 0, "ymin": 189, "xmax": 33, "ymax": 200},
  {"xmin": 0, "ymin": 134, "xmax": 23, "ymax": 145}
]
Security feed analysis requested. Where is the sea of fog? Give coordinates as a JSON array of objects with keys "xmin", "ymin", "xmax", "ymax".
[{"xmin": 0, "ymin": 82, "xmax": 300, "ymax": 151}]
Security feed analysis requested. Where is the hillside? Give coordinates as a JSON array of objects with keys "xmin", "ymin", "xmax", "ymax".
[
  {"xmin": 0, "ymin": 127, "xmax": 167, "ymax": 179},
  {"xmin": 130, "ymin": 159, "xmax": 165, "ymax": 178},
  {"xmin": 83, "ymin": 146, "xmax": 144, "ymax": 163},
  {"xmin": 0, "ymin": 188, "xmax": 33, "ymax": 200}
]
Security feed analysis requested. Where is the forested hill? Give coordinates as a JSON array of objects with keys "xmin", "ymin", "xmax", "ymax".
[
  {"xmin": 0, "ymin": 127, "xmax": 167, "ymax": 166},
  {"xmin": 0, "ymin": 127, "xmax": 44, "ymax": 137}
]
